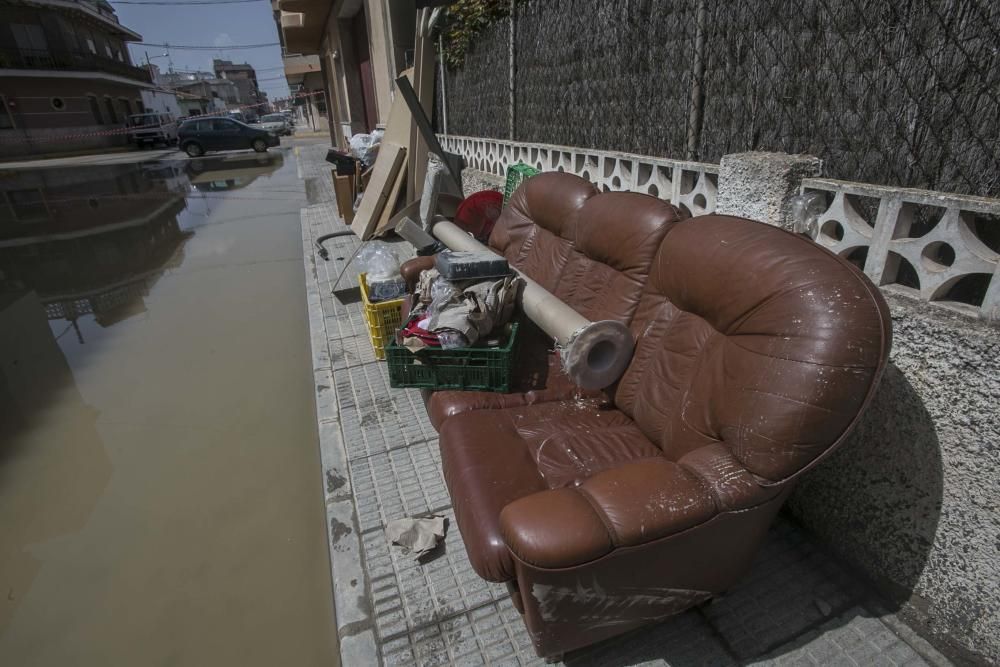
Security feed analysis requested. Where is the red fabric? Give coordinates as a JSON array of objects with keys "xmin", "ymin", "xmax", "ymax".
[
  {"xmin": 455, "ymin": 191, "xmax": 504, "ymax": 241},
  {"xmin": 401, "ymin": 313, "xmax": 441, "ymax": 347}
]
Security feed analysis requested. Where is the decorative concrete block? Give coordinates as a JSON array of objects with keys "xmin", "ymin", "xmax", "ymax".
[{"xmin": 716, "ymin": 151, "xmax": 822, "ymax": 230}]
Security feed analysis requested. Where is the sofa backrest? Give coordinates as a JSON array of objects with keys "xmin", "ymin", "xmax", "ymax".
[
  {"xmin": 614, "ymin": 215, "xmax": 892, "ymax": 484},
  {"xmin": 553, "ymin": 191, "xmax": 683, "ymax": 323},
  {"xmin": 489, "ymin": 173, "xmax": 685, "ymax": 323},
  {"xmin": 489, "ymin": 172, "xmax": 596, "ymax": 293}
]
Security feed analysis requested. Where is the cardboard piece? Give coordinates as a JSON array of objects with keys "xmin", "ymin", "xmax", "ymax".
[
  {"xmin": 379, "ymin": 193, "xmax": 463, "ymax": 237},
  {"xmin": 349, "ymin": 68, "xmax": 415, "ymax": 240},
  {"xmin": 334, "ymin": 171, "xmax": 356, "ymax": 224},
  {"xmin": 350, "ymin": 142, "xmax": 406, "ymax": 239}
]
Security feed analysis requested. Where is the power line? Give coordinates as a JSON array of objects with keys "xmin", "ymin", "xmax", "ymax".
[{"xmin": 135, "ymin": 41, "xmax": 279, "ymax": 50}]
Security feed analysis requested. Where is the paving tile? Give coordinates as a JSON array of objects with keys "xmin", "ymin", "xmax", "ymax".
[
  {"xmin": 566, "ymin": 610, "xmax": 736, "ymax": 666},
  {"xmin": 748, "ymin": 607, "xmax": 929, "ymax": 666},
  {"xmin": 379, "ymin": 598, "xmax": 542, "ymax": 667},
  {"xmin": 362, "ymin": 507, "xmax": 509, "ymax": 640},
  {"xmin": 701, "ymin": 517, "xmax": 867, "ymax": 659},
  {"xmin": 349, "ymin": 440, "xmax": 450, "ymax": 533}
]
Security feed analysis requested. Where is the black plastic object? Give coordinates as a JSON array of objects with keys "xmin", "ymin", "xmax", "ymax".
[
  {"xmin": 435, "ymin": 250, "xmax": 511, "ymax": 281},
  {"xmin": 325, "ymin": 149, "xmax": 358, "ymax": 176}
]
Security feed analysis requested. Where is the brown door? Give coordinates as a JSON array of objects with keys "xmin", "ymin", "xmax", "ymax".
[{"xmin": 351, "ymin": 12, "xmax": 378, "ymax": 133}]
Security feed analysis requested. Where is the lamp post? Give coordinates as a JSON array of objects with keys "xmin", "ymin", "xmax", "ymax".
[{"xmin": 144, "ymin": 51, "xmax": 168, "ymax": 83}]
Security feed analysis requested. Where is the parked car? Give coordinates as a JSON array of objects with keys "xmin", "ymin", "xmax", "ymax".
[
  {"xmin": 177, "ymin": 117, "xmax": 280, "ymax": 157},
  {"xmin": 255, "ymin": 113, "xmax": 294, "ymax": 136},
  {"xmin": 127, "ymin": 112, "xmax": 178, "ymax": 148}
]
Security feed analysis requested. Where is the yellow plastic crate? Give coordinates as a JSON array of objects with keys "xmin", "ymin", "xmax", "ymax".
[{"xmin": 359, "ymin": 272, "xmax": 404, "ymax": 360}]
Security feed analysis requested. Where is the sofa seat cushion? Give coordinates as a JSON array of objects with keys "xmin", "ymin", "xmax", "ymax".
[
  {"xmin": 427, "ymin": 353, "xmax": 603, "ymax": 431},
  {"xmin": 426, "ymin": 318, "xmax": 601, "ymax": 431},
  {"xmin": 439, "ymin": 401, "xmax": 662, "ymax": 581},
  {"xmin": 505, "ymin": 400, "xmax": 662, "ymax": 489}
]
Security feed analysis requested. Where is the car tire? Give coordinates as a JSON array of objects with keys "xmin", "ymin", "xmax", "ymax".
[
  {"xmin": 184, "ymin": 142, "xmax": 205, "ymax": 158},
  {"xmin": 252, "ymin": 138, "xmax": 268, "ymax": 153}
]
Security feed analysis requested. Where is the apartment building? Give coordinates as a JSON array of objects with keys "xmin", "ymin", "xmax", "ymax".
[
  {"xmin": 0, "ymin": 0, "xmax": 153, "ymax": 158},
  {"xmin": 275, "ymin": 0, "xmax": 416, "ymax": 148}
]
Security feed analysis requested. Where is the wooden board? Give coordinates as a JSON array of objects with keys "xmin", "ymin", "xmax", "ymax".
[
  {"xmin": 333, "ymin": 170, "xmax": 355, "ymax": 225},
  {"xmin": 372, "ymin": 160, "xmax": 408, "ymax": 238},
  {"xmin": 383, "ymin": 68, "xmax": 414, "ymax": 149},
  {"xmin": 350, "ymin": 142, "xmax": 406, "ymax": 239},
  {"xmin": 407, "ymin": 10, "xmax": 436, "ymax": 203}
]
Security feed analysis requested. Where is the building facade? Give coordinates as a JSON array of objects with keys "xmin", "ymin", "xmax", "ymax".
[
  {"xmin": 0, "ymin": 0, "xmax": 152, "ymax": 158},
  {"xmin": 275, "ymin": 0, "xmax": 416, "ymax": 148},
  {"xmin": 212, "ymin": 58, "xmax": 262, "ymax": 109}
]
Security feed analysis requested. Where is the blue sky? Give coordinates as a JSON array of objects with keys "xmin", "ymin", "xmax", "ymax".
[{"xmin": 114, "ymin": 0, "xmax": 291, "ymax": 101}]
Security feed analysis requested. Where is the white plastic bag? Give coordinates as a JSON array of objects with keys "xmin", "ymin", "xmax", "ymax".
[
  {"xmin": 356, "ymin": 241, "xmax": 400, "ymax": 280},
  {"xmin": 349, "ymin": 131, "xmax": 382, "ymax": 168}
]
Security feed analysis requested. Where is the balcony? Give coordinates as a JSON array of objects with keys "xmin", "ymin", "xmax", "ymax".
[
  {"xmin": 283, "ymin": 53, "xmax": 321, "ymax": 82},
  {"xmin": 0, "ymin": 48, "xmax": 152, "ymax": 84}
]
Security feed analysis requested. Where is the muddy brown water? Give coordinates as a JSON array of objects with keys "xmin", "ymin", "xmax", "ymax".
[{"xmin": 0, "ymin": 149, "xmax": 338, "ymax": 665}]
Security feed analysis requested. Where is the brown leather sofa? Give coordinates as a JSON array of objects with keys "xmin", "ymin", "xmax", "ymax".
[{"xmin": 402, "ymin": 175, "xmax": 892, "ymax": 658}]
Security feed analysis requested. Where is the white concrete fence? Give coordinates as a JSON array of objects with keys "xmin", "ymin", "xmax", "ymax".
[{"xmin": 439, "ymin": 134, "xmax": 1000, "ymax": 322}]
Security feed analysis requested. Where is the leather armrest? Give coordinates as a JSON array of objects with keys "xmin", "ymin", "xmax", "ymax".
[
  {"xmin": 499, "ymin": 458, "xmax": 716, "ymax": 569},
  {"xmin": 399, "ymin": 255, "xmax": 437, "ymax": 292}
]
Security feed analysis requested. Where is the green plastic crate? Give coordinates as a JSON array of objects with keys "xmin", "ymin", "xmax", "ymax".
[
  {"xmin": 386, "ymin": 324, "xmax": 519, "ymax": 393},
  {"xmin": 503, "ymin": 163, "xmax": 540, "ymax": 205}
]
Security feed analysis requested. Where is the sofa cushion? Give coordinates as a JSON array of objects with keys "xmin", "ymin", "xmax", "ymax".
[
  {"xmin": 426, "ymin": 319, "xmax": 604, "ymax": 430},
  {"xmin": 614, "ymin": 215, "xmax": 892, "ymax": 482},
  {"xmin": 439, "ymin": 399, "xmax": 662, "ymax": 582},
  {"xmin": 488, "ymin": 172, "xmax": 597, "ymax": 292},
  {"xmin": 553, "ymin": 191, "xmax": 683, "ymax": 323},
  {"xmin": 439, "ymin": 408, "xmax": 547, "ymax": 582}
]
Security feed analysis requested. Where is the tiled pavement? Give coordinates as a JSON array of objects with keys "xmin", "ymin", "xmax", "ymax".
[{"xmin": 293, "ymin": 144, "xmax": 945, "ymax": 666}]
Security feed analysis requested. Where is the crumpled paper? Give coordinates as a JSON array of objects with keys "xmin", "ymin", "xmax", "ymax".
[{"xmin": 385, "ymin": 515, "xmax": 447, "ymax": 561}]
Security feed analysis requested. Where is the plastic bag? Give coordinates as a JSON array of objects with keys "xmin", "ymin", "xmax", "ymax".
[
  {"xmin": 437, "ymin": 330, "xmax": 468, "ymax": 349},
  {"xmin": 789, "ymin": 192, "xmax": 827, "ymax": 236},
  {"xmin": 356, "ymin": 241, "xmax": 400, "ymax": 280},
  {"xmin": 349, "ymin": 131, "xmax": 382, "ymax": 168}
]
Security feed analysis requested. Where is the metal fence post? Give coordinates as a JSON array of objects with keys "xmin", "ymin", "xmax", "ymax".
[{"xmin": 685, "ymin": 0, "xmax": 707, "ymax": 161}]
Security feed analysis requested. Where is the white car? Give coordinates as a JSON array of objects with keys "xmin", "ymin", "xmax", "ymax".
[
  {"xmin": 127, "ymin": 112, "xmax": 178, "ymax": 147},
  {"xmin": 254, "ymin": 113, "xmax": 294, "ymax": 136}
]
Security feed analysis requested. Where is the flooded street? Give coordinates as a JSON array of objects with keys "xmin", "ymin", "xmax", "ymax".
[{"xmin": 0, "ymin": 146, "xmax": 337, "ymax": 665}]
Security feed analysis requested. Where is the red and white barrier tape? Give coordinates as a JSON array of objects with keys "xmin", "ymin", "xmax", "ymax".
[{"xmin": 0, "ymin": 90, "xmax": 324, "ymax": 144}]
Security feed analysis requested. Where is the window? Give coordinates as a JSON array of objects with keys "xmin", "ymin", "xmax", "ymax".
[
  {"xmin": 119, "ymin": 98, "xmax": 131, "ymax": 118},
  {"xmin": 0, "ymin": 96, "xmax": 13, "ymax": 129},
  {"xmin": 88, "ymin": 95, "xmax": 103, "ymax": 124},
  {"xmin": 11, "ymin": 24, "xmax": 48, "ymax": 55},
  {"xmin": 4, "ymin": 189, "xmax": 49, "ymax": 223},
  {"xmin": 105, "ymin": 43, "xmax": 113, "ymax": 59},
  {"xmin": 104, "ymin": 97, "xmax": 118, "ymax": 124},
  {"xmin": 86, "ymin": 37, "xmax": 96, "ymax": 54},
  {"xmin": 135, "ymin": 99, "xmax": 144, "ymax": 113},
  {"xmin": 211, "ymin": 118, "xmax": 236, "ymax": 131}
]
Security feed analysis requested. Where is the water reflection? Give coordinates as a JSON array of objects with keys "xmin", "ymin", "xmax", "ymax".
[
  {"xmin": 0, "ymin": 150, "xmax": 291, "ymax": 641},
  {"xmin": 0, "ymin": 152, "xmax": 284, "ymax": 337}
]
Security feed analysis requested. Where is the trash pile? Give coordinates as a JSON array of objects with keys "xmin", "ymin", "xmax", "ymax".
[{"xmin": 402, "ymin": 251, "xmax": 522, "ymax": 351}]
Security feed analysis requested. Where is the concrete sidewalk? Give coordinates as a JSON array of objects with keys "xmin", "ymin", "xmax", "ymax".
[{"xmin": 294, "ymin": 144, "xmax": 946, "ymax": 666}]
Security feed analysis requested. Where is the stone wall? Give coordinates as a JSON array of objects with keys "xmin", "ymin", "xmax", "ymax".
[{"xmin": 787, "ymin": 293, "xmax": 999, "ymax": 664}]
